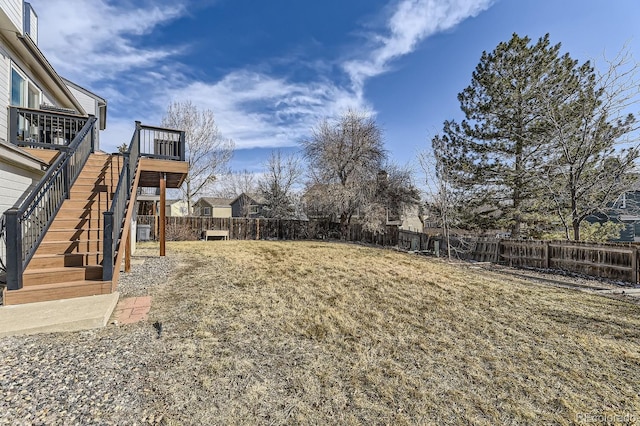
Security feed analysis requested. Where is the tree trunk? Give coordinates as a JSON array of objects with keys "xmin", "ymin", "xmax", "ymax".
[
  {"xmin": 186, "ymin": 180, "xmax": 192, "ymax": 216},
  {"xmin": 340, "ymin": 212, "xmax": 349, "ymax": 240},
  {"xmin": 572, "ymin": 219, "xmax": 580, "ymax": 241}
]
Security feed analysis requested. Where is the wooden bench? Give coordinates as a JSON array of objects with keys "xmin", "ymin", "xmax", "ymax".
[{"xmin": 203, "ymin": 229, "xmax": 229, "ymax": 241}]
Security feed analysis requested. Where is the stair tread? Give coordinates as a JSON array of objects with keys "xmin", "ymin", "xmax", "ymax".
[
  {"xmin": 45, "ymin": 228, "xmax": 104, "ymax": 231},
  {"xmin": 7, "ymin": 280, "xmax": 109, "ymax": 291},
  {"xmin": 24, "ymin": 265, "xmax": 103, "ymax": 274},
  {"xmin": 40, "ymin": 239, "xmax": 104, "ymax": 243},
  {"xmin": 32, "ymin": 252, "xmax": 103, "ymax": 258}
]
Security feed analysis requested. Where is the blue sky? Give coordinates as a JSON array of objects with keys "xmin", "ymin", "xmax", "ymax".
[{"xmin": 29, "ymin": 0, "xmax": 640, "ymax": 174}]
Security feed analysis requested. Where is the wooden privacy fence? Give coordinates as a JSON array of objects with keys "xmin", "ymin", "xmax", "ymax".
[
  {"xmin": 134, "ymin": 218, "xmax": 640, "ymax": 284},
  {"xmin": 136, "ymin": 216, "xmax": 399, "ymax": 246},
  {"xmin": 398, "ymin": 230, "xmax": 640, "ymax": 283},
  {"xmin": 499, "ymin": 239, "xmax": 638, "ymax": 284}
]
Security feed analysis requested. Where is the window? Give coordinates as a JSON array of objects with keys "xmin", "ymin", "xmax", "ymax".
[
  {"xmin": 11, "ymin": 68, "xmax": 25, "ymax": 106},
  {"xmin": 28, "ymin": 83, "xmax": 40, "ymax": 109},
  {"xmin": 11, "ymin": 67, "xmax": 41, "ymax": 141},
  {"xmin": 203, "ymin": 207, "xmax": 211, "ymax": 216},
  {"xmin": 621, "ymin": 193, "xmax": 627, "ymax": 209},
  {"xmin": 11, "ymin": 67, "xmax": 41, "ymax": 108},
  {"xmin": 249, "ymin": 205, "xmax": 259, "ymax": 215}
]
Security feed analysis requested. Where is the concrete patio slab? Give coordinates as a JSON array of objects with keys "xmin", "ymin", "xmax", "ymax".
[{"xmin": 0, "ymin": 292, "xmax": 120, "ymax": 338}]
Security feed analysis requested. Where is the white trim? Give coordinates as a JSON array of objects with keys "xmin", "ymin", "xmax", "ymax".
[{"xmin": 0, "ymin": 140, "xmax": 45, "ymax": 170}]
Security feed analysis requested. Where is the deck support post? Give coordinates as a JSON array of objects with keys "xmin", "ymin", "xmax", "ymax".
[
  {"xmin": 125, "ymin": 227, "xmax": 131, "ymax": 273},
  {"xmin": 160, "ymin": 173, "xmax": 166, "ymax": 257}
]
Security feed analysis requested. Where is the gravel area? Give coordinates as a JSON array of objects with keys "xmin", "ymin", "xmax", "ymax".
[{"xmin": 0, "ymin": 250, "xmax": 179, "ymax": 425}]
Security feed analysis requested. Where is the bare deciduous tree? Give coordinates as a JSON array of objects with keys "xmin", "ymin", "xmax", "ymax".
[
  {"xmin": 303, "ymin": 109, "xmax": 386, "ymax": 237},
  {"xmin": 419, "ymin": 147, "xmax": 462, "ymax": 260},
  {"xmin": 214, "ymin": 169, "xmax": 258, "ymax": 199},
  {"xmin": 259, "ymin": 150, "xmax": 303, "ymax": 219},
  {"xmin": 161, "ymin": 100, "xmax": 234, "ymax": 214},
  {"xmin": 541, "ymin": 50, "xmax": 640, "ymax": 240}
]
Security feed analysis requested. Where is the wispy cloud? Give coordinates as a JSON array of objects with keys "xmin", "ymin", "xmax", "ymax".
[
  {"xmin": 29, "ymin": 0, "xmax": 493, "ymax": 154},
  {"xmin": 343, "ymin": 0, "xmax": 493, "ymax": 92},
  {"xmin": 31, "ymin": 0, "xmax": 185, "ymax": 83},
  {"xmin": 163, "ymin": 71, "xmax": 367, "ymax": 149}
]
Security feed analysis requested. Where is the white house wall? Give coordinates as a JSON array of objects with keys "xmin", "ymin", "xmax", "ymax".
[
  {"xmin": 0, "ymin": 158, "xmax": 42, "ymax": 214},
  {"xmin": 0, "ymin": 0, "xmax": 23, "ymax": 34},
  {"xmin": 67, "ymin": 85, "xmax": 96, "ymax": 116}
]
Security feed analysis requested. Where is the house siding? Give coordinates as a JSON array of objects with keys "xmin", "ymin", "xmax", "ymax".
[
  {"xmin": 168, "ymin": 201, "xmax": 188, "ymax": 217},
  {"xmin": 66, "ymin": 85, "xmax": 100, "ymax": 149},
  {"xmin": 0, "ymin": 157, "xmax": 42, "ymax": 214},
  {"xmin": 67, "ymin": 85, "xmax": 96, "ymax": 116},
  {"xmin": 211, "ymin": 206, "xmax": 231, "ymax": 218},
  {"xmin": 0, "ymin": 0, "xmax": 23, "ymax": 34}
]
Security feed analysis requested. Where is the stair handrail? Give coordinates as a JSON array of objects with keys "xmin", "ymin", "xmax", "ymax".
[
  {"xmin": 0, "ymin": 214, "xmax": 6, "ymax": 273},
  {"xmin": 4, "ymin": 116, "xmax": 97, "ymax": 290},
  {"xmin": 103, "ymin": 122, "xmax": 141, "ymax": 281}
]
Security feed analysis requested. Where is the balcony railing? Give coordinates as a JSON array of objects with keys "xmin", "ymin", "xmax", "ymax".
[
  {"xmin": 138, "ymin": 124, "xmax": 185, "ymax": 161},
  {"xmin": 9, "ymin": 106, "xmax": 89, "ymax": 150}
]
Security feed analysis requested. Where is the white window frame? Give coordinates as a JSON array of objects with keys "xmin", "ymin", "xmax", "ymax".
[
  {"xmin": 203, "ymin": 206, "xmax": 211, "ymax": 216},
  {"xmin": 10, "ymin": 66, "xmax": 26, "ymax": 107},
  {"xmin": 11, "ymin": 65, "xmax": 41, "ymax": 108}
]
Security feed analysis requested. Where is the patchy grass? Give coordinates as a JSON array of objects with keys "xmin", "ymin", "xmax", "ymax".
[{"xmin": 140, "ymin": 240, "xmax": 640, "ymax": 425}]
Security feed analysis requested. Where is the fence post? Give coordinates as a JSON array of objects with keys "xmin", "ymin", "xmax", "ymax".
[
  {"xmin": 103, "ymin": 212, "xmax": 114, "ymax": 281},
  {"xmin": 135, "ymin": 120, "xmax": 141, "ymax": 155},
  {"xmin": 632, "ymin": 248, "xmax": 638, "ymax": 284},
  {"xmin": 89, "ymin": 115, "xmax": 96, "ymax": 153},
  {"xmin": 5, "ymin": 209, "xmax": 23, "ymax": 290},
  {"xmin": 179, "ymin": 130, "xmax": 186, "ymax": 161},
  {"xmin": 544, "ymin": 241, "xmax": 550, "ymax": 269}
]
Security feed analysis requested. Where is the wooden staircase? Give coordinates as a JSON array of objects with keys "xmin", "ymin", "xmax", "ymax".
[{"xmin": 3, "ymin": 153, "xmax": 124, "ymax": 305}]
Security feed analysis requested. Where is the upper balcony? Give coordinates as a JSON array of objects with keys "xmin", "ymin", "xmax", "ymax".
[{"xmin": 8, "ymin": 106, "xmax": 188, "ymax": 189}]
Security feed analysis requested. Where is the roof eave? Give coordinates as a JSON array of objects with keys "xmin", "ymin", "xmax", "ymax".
[{"xmin": 15, "ymin": 34, "xmax": 86, "ymax": 115}]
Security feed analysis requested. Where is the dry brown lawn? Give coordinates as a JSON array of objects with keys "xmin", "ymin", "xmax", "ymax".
[{"xmin": 140, "ymin": 240, "xmax": 640, "ymax": 425}]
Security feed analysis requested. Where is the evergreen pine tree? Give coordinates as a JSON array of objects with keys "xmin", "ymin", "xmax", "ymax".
[{"xmin": 434, "ymin": 34, "xmax": 576, "ymax": 237}]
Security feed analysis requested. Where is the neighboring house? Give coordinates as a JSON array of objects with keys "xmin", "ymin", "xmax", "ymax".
[
  {"xmin": 592, "ymin": 185, "xmax": 640, "ymax": 242},
  {"xmin": 396, "ymin": 204, "xmax": 424, "ymax": 233},
  {"xmin": 231, "ymin": 193, "xmax": 266, "ymax": 218},
  {"xmin": 193, "ymin": 197, "xmax": 232, "ymax": 218},
  {"xmin": 165, "ymin": 199, "xmax": 189, "ymax": 217}
]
